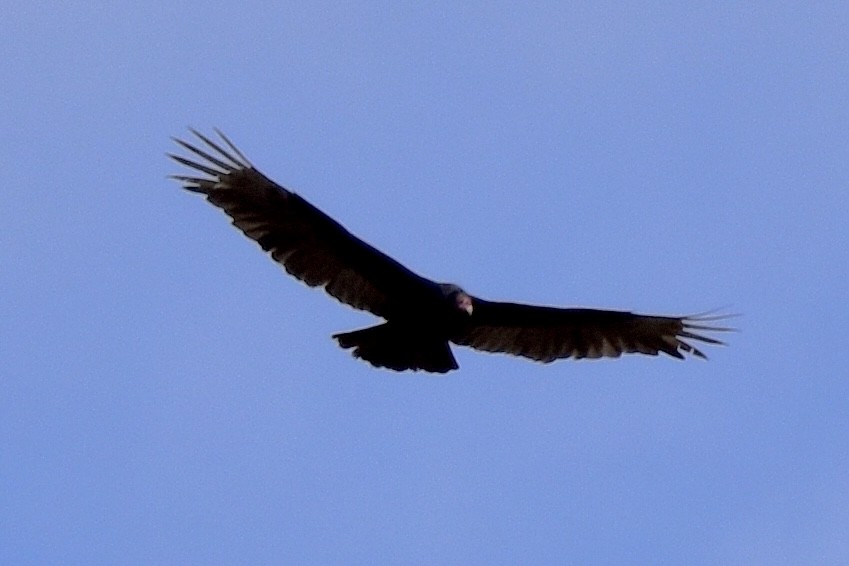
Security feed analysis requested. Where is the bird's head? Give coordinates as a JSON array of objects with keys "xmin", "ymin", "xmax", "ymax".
[{"xmin": 440, "ymin": 283, "xmax": 474, "ymax": 316}]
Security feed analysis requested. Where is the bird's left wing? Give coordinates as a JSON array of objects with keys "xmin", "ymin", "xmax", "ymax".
[
  {"xmin": 452, "ymin": 299, "xmax": 731, "ymax": 361},
  {"xmin": 169, "ymin": 129, "xmax": 438, "ymax": 319}
]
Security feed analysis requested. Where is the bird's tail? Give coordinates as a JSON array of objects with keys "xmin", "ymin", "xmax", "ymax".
[{"xmin": 333, "ymin": 323, "xmax": 458, "ymax": 373}]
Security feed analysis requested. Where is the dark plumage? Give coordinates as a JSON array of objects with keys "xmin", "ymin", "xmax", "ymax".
[{"xmin": 170, "ymin": 129, "xmax": 731, "ymax": 373}]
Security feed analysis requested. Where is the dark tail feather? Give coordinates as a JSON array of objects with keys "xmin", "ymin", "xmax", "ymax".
[{"xmin": 333, "ymin": 323, "xmax": 458, "ymax": 373}]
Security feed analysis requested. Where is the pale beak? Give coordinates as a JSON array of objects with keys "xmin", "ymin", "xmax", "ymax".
[{"xmin": 459, "ymin": 296, "xmax": 473, "ymax": 316}]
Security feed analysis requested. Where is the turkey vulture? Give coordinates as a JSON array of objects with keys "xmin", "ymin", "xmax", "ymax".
[{"xmin": 170, "ymin": 129, "xmax": 730, "ymax": 373}]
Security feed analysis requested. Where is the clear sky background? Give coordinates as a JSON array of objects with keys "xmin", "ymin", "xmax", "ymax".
[{"xmin": 3, "ymin": 2, "xmax": 848, "ymax": 564}]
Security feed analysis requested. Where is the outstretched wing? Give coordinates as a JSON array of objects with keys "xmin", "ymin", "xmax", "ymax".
[
  {"xmin": 169, "ymin": 129, "xmax": 437, "ymax": 319},
  {"xmin": 453, "ymin": 299, "xmax": 730, "ymax": 361}
]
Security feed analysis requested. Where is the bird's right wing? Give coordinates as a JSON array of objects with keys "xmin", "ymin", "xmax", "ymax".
[
  {"xmin": 170, "ymin": 129, "xmax": 437, "ymax": 319},
  {"xmin": 453, "ymin": 299, "xmax": 732, "ymax": 361}
]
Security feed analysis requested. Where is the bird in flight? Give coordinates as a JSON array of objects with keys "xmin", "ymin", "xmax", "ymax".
[{"xmin": 170, "ymin": 129, "xmax": 730, "ymax": 373}]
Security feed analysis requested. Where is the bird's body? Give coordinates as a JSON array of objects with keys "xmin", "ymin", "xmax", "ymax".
[{"xmin": 170, "ymin": 130, "xmax": 730, "ymax": 373}]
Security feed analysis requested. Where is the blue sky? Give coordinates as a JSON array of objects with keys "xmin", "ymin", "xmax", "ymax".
[{"xmin": 3, "ymin": 2, "xmax": 848, "ymax": 564}]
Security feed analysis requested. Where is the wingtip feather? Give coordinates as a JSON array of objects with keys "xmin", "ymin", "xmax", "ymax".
[{"xmin": 213, "ymin": 127, "xmax": 253, "ymax": 167}]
